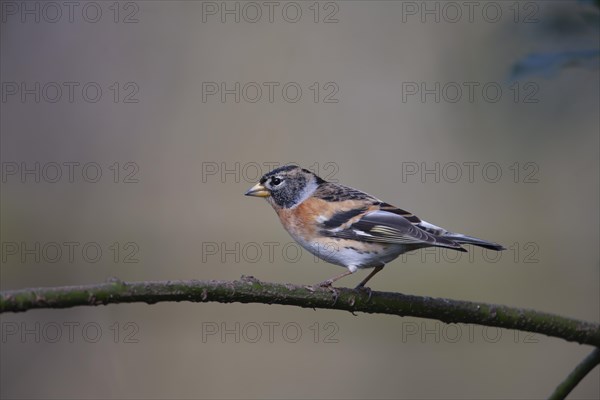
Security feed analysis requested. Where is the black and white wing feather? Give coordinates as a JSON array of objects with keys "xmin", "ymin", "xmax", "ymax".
[{"xmin": 321, "ymin": 210, "xmax": 467, "ymax": 251}]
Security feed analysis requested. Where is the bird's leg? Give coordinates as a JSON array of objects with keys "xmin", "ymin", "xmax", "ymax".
[
  {"xmin": 354, "ymin": 264, "xmax": 384, "ymax": 301},
  {"xmin": 355, "ymin": 264, "xmax": 384, "ymax": 288},
  {"xmin": 316, "ymin": 270, "xmax": 354, "ymax": 288},
  {"xmin": 315, "ymin": 270, "xmax": 355, "ymax": 306}
]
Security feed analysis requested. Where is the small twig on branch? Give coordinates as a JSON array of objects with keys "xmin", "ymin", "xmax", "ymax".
[
  {"xmin": 1, "ymin": 276, "xmax": 599, "ymax": 348},
  {"xmin": 549, "ymin": 348, "xmax": 600, "ymax": 400}
]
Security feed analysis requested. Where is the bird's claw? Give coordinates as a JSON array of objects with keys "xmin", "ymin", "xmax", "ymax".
[
  {"xmin": 316, "ymin": 279, "xmax": 334, "ymax": 288},
  {"xmin": 313, "ymin": 280, "xmax": 339, "ymax": 305},
  {"xmin": 328, "ymin": 287, "xmax": 340, "ymax": 306},
  {"xmin": 354, "ymin": 285, "xmax": 373, "ymax": 302}
]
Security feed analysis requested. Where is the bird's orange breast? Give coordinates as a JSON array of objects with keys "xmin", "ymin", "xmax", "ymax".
[{"xmin": 275, "ymin": 197, "xmax": 378, "ymax": 240}]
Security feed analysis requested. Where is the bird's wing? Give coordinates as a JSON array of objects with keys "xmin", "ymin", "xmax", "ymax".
[
  {"xmin": 321, "ymin": 209, "xmax": 466, "ymax": 251},
  {"xmin": 312, "ymin": 182, "xmax": 381, "ymax": 203},
  {"xmin": 313, "ymin": 183, "xmax": 423, "ymax": 224},
  {"xmin": 312, "ymin": 183, "xmax": 465, "ymax": 250}
]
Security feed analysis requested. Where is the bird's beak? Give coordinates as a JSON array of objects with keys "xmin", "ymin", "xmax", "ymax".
[{"xmin": 245, "ymin": 182, "xmax": 271, "ymax": 197}]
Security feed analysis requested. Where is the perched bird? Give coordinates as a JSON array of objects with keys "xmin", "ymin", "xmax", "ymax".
[{"xmin": 245, "ymin": 165, "xmax": 505, "ymax": 289}]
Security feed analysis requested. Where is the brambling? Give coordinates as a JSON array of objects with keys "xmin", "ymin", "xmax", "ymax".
[{"xmin": 245, "ymin": 165, "xmax": 505, "ymax": 289}]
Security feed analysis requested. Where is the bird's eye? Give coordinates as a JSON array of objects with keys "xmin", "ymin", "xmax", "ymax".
[{"xmin": 270, "ymin": 177, "xmax": 282, "ymax": 186}]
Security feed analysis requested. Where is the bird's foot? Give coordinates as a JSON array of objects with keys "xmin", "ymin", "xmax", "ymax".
[
  {"xmin": 316, "ymin": 279, "xmax": 334, "ymax": 288},
  {"xmin": 314, "ymin": 279, "xmax": 339, "ymax": 305},
  {"xmin": 354, "ymin": 284, "xmax": 373, "ymax": 302}
]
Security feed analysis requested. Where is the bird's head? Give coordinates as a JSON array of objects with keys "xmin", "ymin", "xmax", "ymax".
[{"xmin": 245, "ymin": 165, "xmax": 325, "ymax": 209}]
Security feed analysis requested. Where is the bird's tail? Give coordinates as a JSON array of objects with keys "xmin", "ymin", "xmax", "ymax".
[{"xmin": 443, "ymin": 233, "xmax": 505, "ymax": 251}]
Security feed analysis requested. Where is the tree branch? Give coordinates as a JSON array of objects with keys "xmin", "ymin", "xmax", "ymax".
[
  {"xmin": 549, "ymin": 348, "xmax": 600, "ymax": 400},
  {"xmin": 1, "ymin": 276, "xmax": 599, "ymax": 348}
]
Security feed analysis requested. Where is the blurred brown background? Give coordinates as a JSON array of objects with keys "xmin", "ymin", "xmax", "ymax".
[{"xmin": 1, "ymin": 1, "xmax": 599, "ymax": 398}]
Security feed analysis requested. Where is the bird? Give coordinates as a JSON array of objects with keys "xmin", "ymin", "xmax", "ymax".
[{"xmin": 245, "ymin": 165, "xmax": 505, "ymax": 289}]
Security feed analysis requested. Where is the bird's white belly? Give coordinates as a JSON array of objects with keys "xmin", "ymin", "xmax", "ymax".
[{"xmin": 290, "ymin": 234, "xmax": 407, "ymax": 272}]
